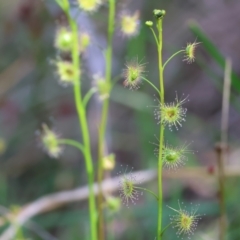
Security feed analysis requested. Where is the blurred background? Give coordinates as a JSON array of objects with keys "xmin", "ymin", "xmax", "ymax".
[{"xmin": 0, "ymin": 0, "xmax": 240, "ymax": 239}]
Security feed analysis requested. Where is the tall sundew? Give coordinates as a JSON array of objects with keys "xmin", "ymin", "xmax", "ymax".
[
  {"xmin": 168, "ymin": 201, "xmax": 202, "ymax": 239},
  {"xmin": 119, "ymin": 11, "xmax": 140, "ymax": 37},
  {"xmin": 153, "ymin": 93, "xmax": 189, "ymax": 131},
  {"xmin": 123, "ymin": 57, "xmax": 146, "ymax": 90},
  {"xmin": 118, "ymin": 165, "xmax": 141, "ymax": 207}
]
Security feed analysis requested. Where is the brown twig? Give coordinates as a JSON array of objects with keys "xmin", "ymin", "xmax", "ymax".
[
  {"xmin": 2, "ymin": 165, "xmax": 240, "ymax": 240},
  {"xmin": 0, "ymin": 169, "xmax": 156, "ymax": 240},
  {"xmin": 215, "ymin": 58, "xmax": 231, "ymax": 240}
]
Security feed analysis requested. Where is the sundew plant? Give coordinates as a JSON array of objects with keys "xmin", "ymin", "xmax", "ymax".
[
  {"xmin": 121, "ymin": 9, "xmax": 203, "ymax": 240},
  {"xmin": 37, "ymin": 1, "xmax": 202, "ymax": 240}
]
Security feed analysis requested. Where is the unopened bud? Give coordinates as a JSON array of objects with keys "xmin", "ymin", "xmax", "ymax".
[
  {"xmin": 103, "ymin": 153, "xmax": 115, "ymax": 170},
  {"xmin": 153, "ymin": 9, "xmax": 166, "ymax": 19},
  {"xmin": 145, "ymin": 21, "xmax": 153, "ymax": 27}
]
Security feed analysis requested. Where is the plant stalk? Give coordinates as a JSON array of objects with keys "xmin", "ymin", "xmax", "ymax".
[
  {"xmin": 215, "ymin": 144, "xmax": 227, "ymax": 240},
  {"xmin": 216, "ymin": 58, "xmax": 231, "ymax": 240},
  {"xmin": 163, "ymin": 50, "xmax": 185, "ymax": 71},
  {"xmin": 61, "ymin": 1, "xmax": 97, "ymax": 239},
  {"xmin": 135, "ymin": 186, "xmax": 159, "ymax": 201},
  {"xmin": 58, "ymin": 139, "xmax": 85, "ymax": 154},
  {"xmin": 142, "ymin": 77, "xmax": 161, "ymax": 96},
  {"xmin": 97, "ymin": 0, "xmax": 115, "ymax": 239},
  {"xmin": 157, "ymin": 18, "xmax": 165, "ymax": 240}
]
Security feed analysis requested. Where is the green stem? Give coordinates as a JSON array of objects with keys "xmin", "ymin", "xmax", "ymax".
[
  {"xmin": 83, "ymin": 88, "xmax": 96, "ymax": 108},
  {"xmin": 55, "ymin": 0, "xmax": 64, "ymax": 9},
  {"xmin": 142, "ymin": 77, "xmax": 160, "ymax": 96},
  {"xmin": 61, "ymin": 1, "xmax": 97, "ymax": 240},
  {"xmin": 135, "ymin": 186, "xmax": 159, "ymax": 201},
  {"xmin": 157, "ymin": 18, "xmax": 165, "ymax": 240},
  {"xmin": 72, "ymin": 40, "xmax": 97, "ymax": 240},
  {"xmin": 58, "ymin": 139, "xmax": 85, "ymax": 154},
  {"xmin": 163, "ymin": 50, "xmax": 185, "ymax": 71},
  {"xmin": 97, "ymin": 0, "xmax": 115, "ymax": 239},
  {"xmin": 160, "ymin": 223, "xmax": 171, "ymax": 237},
  {"xmin": 150, "ymin": 27, "xmax": 159, "ymax": 46}
]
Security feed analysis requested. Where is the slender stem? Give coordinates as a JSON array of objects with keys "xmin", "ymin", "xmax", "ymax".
[
  {"xmin": 83, "ymin": 88, "xmax": 96, "ymax": 108},
  {"xmin": 160, "ymin": 223, "xmax": 171, "ymax": 237},
  {"xmin": 135, "ymin": 186, "xmax": 159, "ymax": 201},
  {"xmin": 97, "ymin": 0, "xmax": 115, "ymax": 239},
  {"xmin": 60, "ymin": 1, "xmax": 97, "ymax": 240},
  {"xmin": 216, "ymin": 146, "xmax": 226, "ymax": 240},
  {"xmin": 72, "ymin": 36, "xmax": 97, "ymax": 240},
  {"xmin": 157, "ymin": 18, "xmax": 165, "ymax": 240},
  {"xmin": 216, "ymin": 58, "xmax": 231, "ymax": 240},
  {"xmin": 163, "ymin": 50, "xmax": 185, "ymax": 71},
  {"xmin": 150, "ymin": 27, "xmax": 159, "ymax": 46},
  {"xmin": 58, "ymin": 139, "xmax": 85, "ymax": 154},
  {"xmin": 221, "ymin": 58, "xmax": 231, "ymax": 146},
  {"xmin": 55, "ymin": 0, "xmax": 64, "ymax": 9},
  {"xmin": 142, "ymin": 77, "xmax": 160, "ymax": 96},
  {"xmin": 147, "ymin": 24, "xmax": 165, "ymax": 235}
]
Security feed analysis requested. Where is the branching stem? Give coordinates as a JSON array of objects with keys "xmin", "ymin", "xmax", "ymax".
[
  {"xmin": 135, "ymin": 186, "xmax": 159, "ymax": 201},
  {"xmin": 150, "ymin": 27, "xmax": 159, "ymax": 46},
  {"xmin": 160, "ymin": 223, "xmax": 172, "ymax": 237},
  {"xmin": 83, "ymin": 88, "xmax": 96, "ymax": 108},
  {"xmin": 142, "ymin": 77, "xmax": 161, "ymax": 96},
  {"xmin": 58, "ymin": 139, "xmax": 85, "ymax": 155},
  {"xmin": 163, "ymin": 50, "xmax": 185, "ymax": 71}
]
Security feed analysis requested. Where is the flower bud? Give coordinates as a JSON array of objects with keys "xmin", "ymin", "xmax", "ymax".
[
  {"xmin": 145, "ymin": 21, "xmax": 153, "ymax": 27},
  {"xmin": 55, "ymin": 27, "xmax": 73, "ymax": 52},
  {"xmin": 102, "ymin": 153, "xmax": 115, "ymax": 170},
  {"xmin": 153, "ymin": 9, "xmax": 166, "ymax": 19}
]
